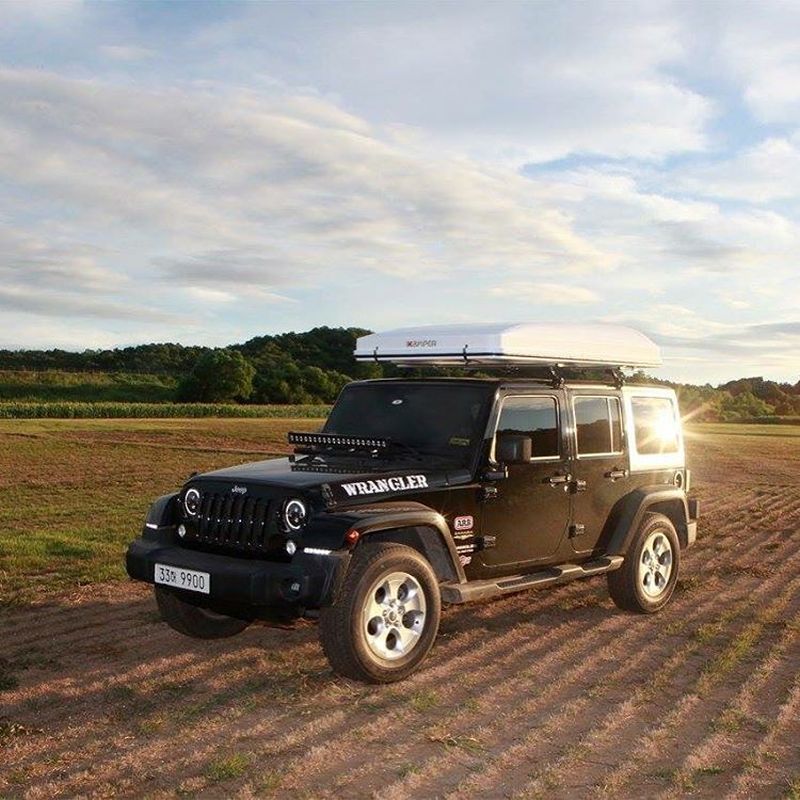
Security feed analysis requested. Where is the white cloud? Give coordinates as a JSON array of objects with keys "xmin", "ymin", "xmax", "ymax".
[
  {"xmin": 191, "ymin": 1, "xmax": 713, "ymax": 164},
  {"xmin": 715, "ymin": 3, "xmax": 800, "ymax": 124},
  {"xmin": 0, "ymin": 67, "xmax": 614, "ymax": 300},
  {"xmin": 99, "ymin": 45, "xmax": 156, "ymax": 62},
  {"xmin": 491, "ymin": 282, "xmax": 598, "ymax": 305},
  {"xmin": 677, "ymin": 136, "xmax": 800, "ymax": 203}
]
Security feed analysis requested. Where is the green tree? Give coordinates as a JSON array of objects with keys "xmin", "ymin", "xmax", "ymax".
[
  {"xmin": 252, "ymin": 366, "xmax": 312, "ymax": 404},
  {"xmin": 718, "ymin": 390, "xmax": 774, "ymax": 421},
  {"xmin": 178, "ymin": 349, "xmax": 255, "ymax": 403}
]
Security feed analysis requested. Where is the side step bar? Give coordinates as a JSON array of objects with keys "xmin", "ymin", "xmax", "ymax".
[{"xmin": 440, "ymin": 555, "xmax": 624, "ymax": 605}]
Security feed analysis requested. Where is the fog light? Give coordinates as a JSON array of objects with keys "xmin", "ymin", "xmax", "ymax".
[
  {"xmin": 177, "ymin": 524, "xmax": 187, "ymax": 538},
  {"xmin": 285, "ymin": 539, "xmax": 297, "ymax": 555}
]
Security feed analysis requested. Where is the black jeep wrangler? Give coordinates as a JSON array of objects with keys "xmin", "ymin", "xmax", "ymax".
[{"xmin": 127, "ymin": 354, "xmax": 699, "ymax": 683}]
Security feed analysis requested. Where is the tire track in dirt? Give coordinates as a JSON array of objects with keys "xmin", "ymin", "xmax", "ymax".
[
  {"xmin": 280, "ymin": 610, "xmax": 631, "ymax": 796},
  {"xmin": 5, "ymin": 569, "xmax": 602, "ymax": 795},
  {"xmin": 387, "ymin": 537, "xmax": 800, "ymax": 800},
  {"xmin": 523, "ymin": 499, "xmax": 800, "ymax": 798},
  {"xmin": 3, "ymin": 632, "xmax": 328, "ymax": 785},
  {"xmin": 292, "ymin": 501, "xmax": 800, "ymax": 798},
  {"xmin": 7, "ymin": 573, "xmax": 618, "ymax": 797},
  {"xmin": 610, "ymin": 597, "xmax": 800, "ymax": 798},
  {"xmin": 725, "ymin": 672, "xmax": 800, "ymax": 799},
  {"xmin": 33, "ymin": 601, "xmax": 604, "ymax": 797},
  {"xmin": 7, "ymin": 635, "xmax": 324, "ymax": 750},
  {"xmin": 511, "ymin": 574, "xmax": 800, "ymax": 800},
  {"xmin": 655, "ymin": 607, "xmax": 800, "ymax": 798}
]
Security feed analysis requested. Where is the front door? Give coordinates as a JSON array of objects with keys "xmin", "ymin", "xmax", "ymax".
[
  {"xmin": 569, "ymin": 393, "xmax": 631, "ymax": 554},
  {"xmin": 478, "ymin": 393, "xmax": 572, "ymax": 574}
]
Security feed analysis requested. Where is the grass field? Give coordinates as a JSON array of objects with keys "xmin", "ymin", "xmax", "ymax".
[
  {"xmin": 0, "ymin": 418, "xmax": 323, "ymax": 603},
  {"xmin": 0, "ymin": 419, "xmax": 799, "ymax": 798}
]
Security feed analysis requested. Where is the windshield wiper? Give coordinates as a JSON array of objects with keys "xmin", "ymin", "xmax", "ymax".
[{"xmin": 381, "ymin": 440, "xmax": 426, "ymax": 460}]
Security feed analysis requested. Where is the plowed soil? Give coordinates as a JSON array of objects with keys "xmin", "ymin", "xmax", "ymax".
[{"xmin": 1, "ymin": 424, "xmax": 799, "ymax": 799}]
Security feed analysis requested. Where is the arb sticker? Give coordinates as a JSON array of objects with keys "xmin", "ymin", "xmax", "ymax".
[{"xmin": 454, "ymin": 515, "xmax": 474, "ymax": 532}]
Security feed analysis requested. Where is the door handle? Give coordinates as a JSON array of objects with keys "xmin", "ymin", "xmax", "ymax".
[
  {"xmin": 605, "ymin": 468, "xmax": 629, "ymax": 480},
  {"xmin": 546, "ymin": 473, "xmax": 571, "ymax": 487}
]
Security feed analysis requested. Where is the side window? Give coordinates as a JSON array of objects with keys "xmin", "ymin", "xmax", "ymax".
[
  {"xmin": 631, "ymin": 397, "xmax": 679, "ymax": 454},
  {"xmin": 496, "ymin": 396, "xmax": 559, "ymax": 459},
  {"xmin": 574, "ymin": 396, "xmax": 623, "ymax": 456}
]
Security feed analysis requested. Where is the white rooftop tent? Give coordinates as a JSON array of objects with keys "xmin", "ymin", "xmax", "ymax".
[{"xmin": 354, "ymin": 323, "xmax": 662, "ymax": 369}]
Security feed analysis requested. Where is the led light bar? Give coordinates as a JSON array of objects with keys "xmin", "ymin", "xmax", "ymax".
[{"xmin": 288, "ymin": 431, "xmax": 391, "ymax": 450}]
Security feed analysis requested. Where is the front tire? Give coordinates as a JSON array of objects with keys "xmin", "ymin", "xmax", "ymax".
[
  {"xmin": 319, "ymin": 543, "xmax": 441, "ymax": 683},
  {"xmin": 608, "ymin": 512, "xmax": 680, "ymax": 613},
  {"xmin": 155, "ymin": 586, "xmax": 251, "ymax": 639}
]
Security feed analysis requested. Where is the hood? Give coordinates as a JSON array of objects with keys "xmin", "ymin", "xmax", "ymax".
[{"xmin": 191, "ymin": 455, "xmax": 473, "ymax": 507}]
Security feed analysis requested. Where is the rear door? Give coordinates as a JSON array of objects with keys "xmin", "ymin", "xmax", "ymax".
[
  {"xmin": 478, "ymin": 391, "xmax": 572, "ymax": 574},
  {"xmin": 568, "ymin": 392, "xmax": 631, "ymax": 554}
]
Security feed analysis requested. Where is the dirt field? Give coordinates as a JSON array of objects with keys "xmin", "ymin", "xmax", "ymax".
[{"xmin": 1, "ymin": 422, "xmax": 799, "ymax": 799}]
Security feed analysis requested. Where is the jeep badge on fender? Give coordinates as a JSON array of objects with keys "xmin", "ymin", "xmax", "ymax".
[{"xmin": 126, "ymin": 322, "xmax": 699, "ymax": 683}]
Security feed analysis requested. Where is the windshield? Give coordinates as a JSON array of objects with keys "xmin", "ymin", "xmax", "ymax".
[{"xmin": 324, "ymin": 382, "xmax": 494, "ymax": 467}]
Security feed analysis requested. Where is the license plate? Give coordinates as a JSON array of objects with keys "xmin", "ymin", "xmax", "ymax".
[{"xmin": 154, "ymin": 563, "xmax": 210, "ymax": 594}]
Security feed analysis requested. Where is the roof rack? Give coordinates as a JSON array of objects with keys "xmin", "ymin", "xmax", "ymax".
[{"xmin": 354, "ymin": 323, "xmax": 662, "ymax": 370}]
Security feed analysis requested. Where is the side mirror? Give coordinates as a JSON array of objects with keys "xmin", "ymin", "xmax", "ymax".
[{"xmin": 496, "ymin": 433, "xmax": 532, "ymax": 464}]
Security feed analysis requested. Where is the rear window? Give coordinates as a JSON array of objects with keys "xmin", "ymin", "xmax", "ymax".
[
  {"xmin": 574, "ymin": 396, "xmax": 623, "ymax": 455},
  {"xmin": 631, "ymin": 396, "xmax": 680, "ymax": 454}
]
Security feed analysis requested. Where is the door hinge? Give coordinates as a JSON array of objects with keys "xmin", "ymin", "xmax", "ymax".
[
  {"xmin": 568, "ymin": 523, "xmax": 586, "ymax": 538},
  {"xmin": 480, "ymin": 485, "xmax": 499, "ymax": 502}
]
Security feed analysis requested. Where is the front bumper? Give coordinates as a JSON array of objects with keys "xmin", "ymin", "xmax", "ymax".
[{"xmin": 126, "ymin": 537, "xmax": 349, "ymax": 610}]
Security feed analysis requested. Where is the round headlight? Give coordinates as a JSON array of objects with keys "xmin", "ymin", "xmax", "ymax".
[
  {"xmin": 283, "ymin": 498, "xmax": 307, "ymax": 532},
  {"xmin": 184, "ymin": 488, "xmax": 200, "ymax": 516}
]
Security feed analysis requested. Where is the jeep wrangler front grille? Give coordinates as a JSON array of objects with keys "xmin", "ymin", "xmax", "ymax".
[{"xmin": 190, "ymin": 491, "xmax": 275, "ymax": 551}]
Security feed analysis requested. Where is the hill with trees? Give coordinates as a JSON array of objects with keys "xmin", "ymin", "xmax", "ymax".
[{"xmin": 0, "ymin": 326, "xmax": 797, "ymax": 421}]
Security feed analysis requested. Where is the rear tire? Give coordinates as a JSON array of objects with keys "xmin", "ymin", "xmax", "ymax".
[
  {"xmin": 155, "ymin": 586, "xmax": 251, "ymax": 639},
  {"xmin": 319, "ymin": 543, "xmax": 441, "ymax": 683},
  {"xmin": 608, "ymin": 512, "xmax": 680, "ymax": 613}
]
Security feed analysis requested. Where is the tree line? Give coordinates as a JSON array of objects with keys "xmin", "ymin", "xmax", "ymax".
[{"xmin": 0, "ymin": 327, "xmax": 798, "ymax": 420}]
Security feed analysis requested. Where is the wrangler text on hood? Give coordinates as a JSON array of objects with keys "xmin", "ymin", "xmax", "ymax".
[{"xmin": 340, "ymin": 475, "xmax": 429, "ymax": 497}]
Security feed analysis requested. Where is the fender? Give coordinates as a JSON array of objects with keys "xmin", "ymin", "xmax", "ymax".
[
  {"xmin": 142, "ymin": 492, "xmax": 179, "ymax": 538},
  {"xmin": 605, "ymin": 486, "xmax": 691, "ymax": 556},
  {"xmin": 303, "ymin": 500, "xmax": 466, "ymax": 584}
]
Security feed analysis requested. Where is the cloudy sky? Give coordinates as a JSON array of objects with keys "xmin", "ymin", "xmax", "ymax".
[{"xmin": 1, "ymin": 1, "xmax": 798, "ymax": 383}]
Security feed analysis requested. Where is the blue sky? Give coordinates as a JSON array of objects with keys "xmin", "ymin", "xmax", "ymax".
[{"xmin": 0, "ymin": 0, "xmax": 798, "ymax": 384}]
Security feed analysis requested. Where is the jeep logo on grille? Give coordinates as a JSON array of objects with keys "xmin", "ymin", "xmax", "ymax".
[{"xmin": 231, "ymin": 485, "xmax": 247, "ymax": 495}]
